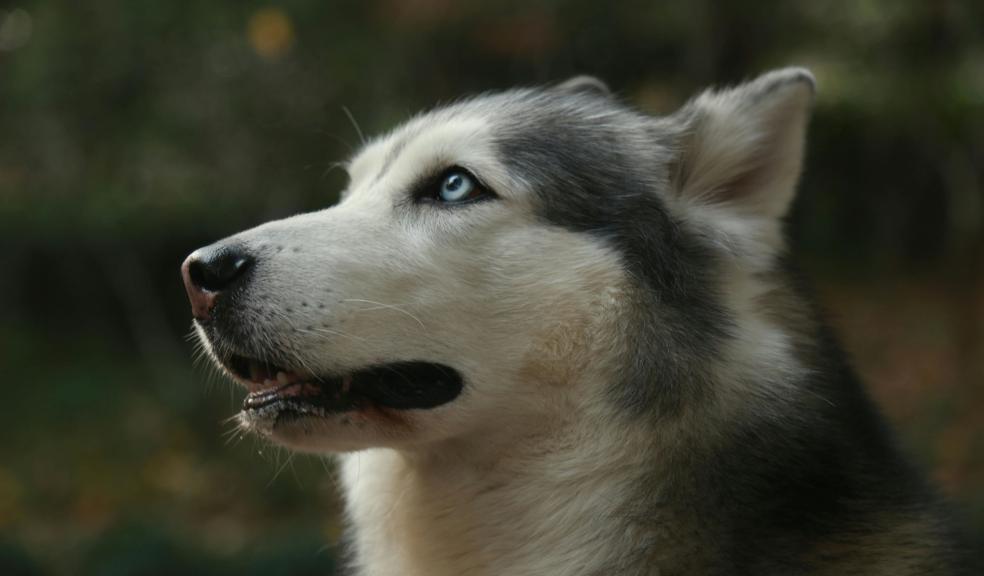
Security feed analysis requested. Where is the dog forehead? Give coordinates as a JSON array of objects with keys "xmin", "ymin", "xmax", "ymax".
[
  {"xmin": 346, "ymin": 88, "xmax": 642, "ymax": 203},
  {"xmin": 345, "ymin": 105, "xmax": 511, "ymax": 199}
]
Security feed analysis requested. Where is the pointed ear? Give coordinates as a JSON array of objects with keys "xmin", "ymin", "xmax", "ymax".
[
  {"xmin": 669, "ymin": 68, "xmax": 815, "ymax": 221},
  {"xmin": 555, "ymin": 75, "xmax": 611, "ymax": 97}
]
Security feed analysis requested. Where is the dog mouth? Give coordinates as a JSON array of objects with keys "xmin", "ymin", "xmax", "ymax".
[{"xmin": 222, "ymin": 354, "xmax": 464, "ymax": 422}]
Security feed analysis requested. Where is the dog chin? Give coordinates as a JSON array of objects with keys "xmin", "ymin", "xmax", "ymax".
[{"xmin": 238, "ymin": 397, "xmax": 423, "ymax": 453}]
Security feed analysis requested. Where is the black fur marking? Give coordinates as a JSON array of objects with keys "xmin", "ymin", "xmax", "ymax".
[{"xmin": 493, "ymin": 91, "xmax": 731, "ymax": 416}]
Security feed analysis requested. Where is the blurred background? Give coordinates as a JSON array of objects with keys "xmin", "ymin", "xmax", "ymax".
[{"xmin": 1, "ymin": 0, "xmax": 982, "ymax": 573}]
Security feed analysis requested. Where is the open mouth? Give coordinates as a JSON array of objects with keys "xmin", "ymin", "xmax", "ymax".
[{"xmin": 223, "ymin": 354, "xmax": 464, "ymax": 422}]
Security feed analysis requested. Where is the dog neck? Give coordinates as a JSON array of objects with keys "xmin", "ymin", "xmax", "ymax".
[{"xmin": 338, "ymin": 381, "xmax": 704, "ymax": 576}]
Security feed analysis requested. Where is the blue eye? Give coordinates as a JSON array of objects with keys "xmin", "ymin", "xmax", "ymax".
[
  {"xmin": 438, "ymin": 170, "xmax": 476, "ymax": 203},
  {"xmin": 419, "ymin": 167, "xmax": 496, "ymax": 206}
]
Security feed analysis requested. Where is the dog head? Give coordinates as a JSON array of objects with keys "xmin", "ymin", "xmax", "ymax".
[{"xmin": 183, "ymin": 68, "xmax": 814, "ymax": 453}]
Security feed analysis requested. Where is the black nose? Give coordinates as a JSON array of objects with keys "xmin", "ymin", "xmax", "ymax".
[
  {"xmin": 181, "ymin": 245, "xmax": 254, "ymax": 319},
  {"xmin": 187, "ymin": 246, "xmax": 254, "ymax": 292}
]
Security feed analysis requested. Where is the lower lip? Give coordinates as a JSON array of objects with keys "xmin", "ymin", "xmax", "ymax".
[{"xmin": 243, "ymin": 381, "xmax": 329, "ymax": 410}]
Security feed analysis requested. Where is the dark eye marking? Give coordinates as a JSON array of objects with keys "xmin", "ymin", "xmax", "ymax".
[{"xmin": 413, "ymin": 166, "xmax": 497, "ymax": 206}]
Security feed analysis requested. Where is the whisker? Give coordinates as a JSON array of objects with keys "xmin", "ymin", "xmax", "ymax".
[
  {"xmin": 342, "ymin": 298, "xmax": 425, "ymax": 329},
  {"xmin": 341, "ymin": 105, "xmax": 367, "ymax": 145},
  {"xmin": 290, "ymin": 349, "xmax": 327, "ymax": 385},
  {"xmin": 296, "ymin": 326, "xmax": 368, "ymax": 343},
  {"xmin": 268, "ymin": 451, "xmax": 297, "ymax": 487},
  {"xmin": 321, "ymin": 160, "xmax": 349, "ymax": 181}
]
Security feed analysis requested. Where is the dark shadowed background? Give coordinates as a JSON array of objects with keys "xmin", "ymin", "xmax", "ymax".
[{"xmin": 1, "ymin": 1, "xmax": 982, "ymax": 574}]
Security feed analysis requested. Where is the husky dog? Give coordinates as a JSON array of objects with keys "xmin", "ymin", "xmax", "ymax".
[{"xmin": 182, "ymin": 68, "xmax": 967, "ymax": 575}]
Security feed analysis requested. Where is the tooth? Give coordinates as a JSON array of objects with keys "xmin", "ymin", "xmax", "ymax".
[{"xmin": 277, "ymin": 371, "xmax": 290, "ymax": 385}]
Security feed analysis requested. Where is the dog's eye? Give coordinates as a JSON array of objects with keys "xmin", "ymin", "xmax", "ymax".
[
  {"xmin": 425, "ymin": 168, "xmax": 495, "ymax": 205},
  {"xmin": 438, "ymin": 170, "xmax": 478, "ymax": 203},
  {"xmin": 414, "ymin": 167, "xmax": 494, "ymax": 206}
]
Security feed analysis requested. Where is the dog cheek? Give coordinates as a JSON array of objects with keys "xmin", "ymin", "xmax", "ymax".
[
  {"xmin": 517, "ymin": 288, "xmax": 624, "ymax": 389},
  {"xmin": 518, "ymin": 317, "xmax": 592, "ymax": 388}
]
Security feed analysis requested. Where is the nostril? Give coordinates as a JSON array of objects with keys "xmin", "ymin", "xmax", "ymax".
[{"xmin": 188, "ymin": 247, "xmax": 255, "ymax": 293}]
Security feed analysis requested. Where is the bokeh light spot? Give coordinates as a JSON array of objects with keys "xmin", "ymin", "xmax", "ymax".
[{"xmin": 247, "ymin": 7, "xmax": 294, "ymax": 61}]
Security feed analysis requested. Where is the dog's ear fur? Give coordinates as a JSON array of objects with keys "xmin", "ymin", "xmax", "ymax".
[
  {"xmin": 668, "ymin": 68, "xmax": 815, "ymax": 222},
  {"xmin": 556, "ymin": 75, "xmax": 611, "ymax": 97}
]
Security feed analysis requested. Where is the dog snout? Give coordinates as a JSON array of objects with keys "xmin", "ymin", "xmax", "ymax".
[{"xmin": 181, "ymin": 244, "xmax": 254, "ymax": 320}]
